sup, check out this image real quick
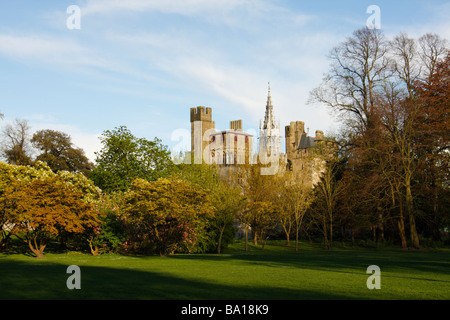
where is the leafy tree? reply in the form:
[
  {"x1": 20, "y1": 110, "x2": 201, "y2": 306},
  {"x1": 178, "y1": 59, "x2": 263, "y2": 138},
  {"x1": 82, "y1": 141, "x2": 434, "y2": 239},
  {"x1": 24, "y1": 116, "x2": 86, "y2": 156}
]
[
  {"x1": 1, "y1": 177, "x2": 98, "y2": 258},
  {"x1": 91, "y1": 126, "x2": 173, "y2": 193},
  {"x1": 233, "y1": 164, "x2": 279, "y2": 248},
  {"x1": 277, "y1": 171, "x2": 315, "y2": 252},
  {"x1": 0, "y1": 161, "x2": 101, "y2": 251},
  {"x1": 211, "y1": 181, "x2": 245, "y2": 253},
  {"x1": 312, "y1": 161, "x2": 344, "y2": 249},
  {"x1": 31, "y1": 129, "x2": 93, "y2": 176},
  {"x1": 413, "y1": 51, "x2": 450, "y2": 241},
  {"x1": 122, "y1": 177, "x2": 214, "y2": 255},
  {"x1": 84, "y1": 192, "x2": 126, "y2": 255},
  {"x1": 176, "y1": 163, "x2": 245, "y2": 253}
]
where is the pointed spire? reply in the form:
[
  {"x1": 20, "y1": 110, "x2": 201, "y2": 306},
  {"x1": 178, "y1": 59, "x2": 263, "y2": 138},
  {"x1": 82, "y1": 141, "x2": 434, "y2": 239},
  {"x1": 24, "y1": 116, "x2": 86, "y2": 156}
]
[
  {"x1": 266, "y1": 82, "x2": 272, "y2": 109},
  {"x1": 263, "y1": 82, "x2": 275, "y2": 129},
  {"x1": 259, "y1": 82, "x2": 281, "y2": 158}
]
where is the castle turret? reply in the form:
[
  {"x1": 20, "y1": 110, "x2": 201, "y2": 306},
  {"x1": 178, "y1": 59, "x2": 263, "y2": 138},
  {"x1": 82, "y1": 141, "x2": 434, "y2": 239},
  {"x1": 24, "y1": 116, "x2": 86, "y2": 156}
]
[
  {"x1": 190, "y1": 106, "x2": 215, "y2": 163},
  {"x1": 285, "y1": 121, "x2": 305, "y2": 161}
]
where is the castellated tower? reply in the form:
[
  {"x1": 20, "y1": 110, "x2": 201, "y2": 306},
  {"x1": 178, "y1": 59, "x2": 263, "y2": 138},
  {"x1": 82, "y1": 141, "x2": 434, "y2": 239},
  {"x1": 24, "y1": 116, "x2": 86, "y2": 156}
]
[
  {"x1": 285, "y1": 121, "x2": 305, "y2": 161},
  {"x1": 190, "y1": 106, "x2": 215, "y2": 163}
]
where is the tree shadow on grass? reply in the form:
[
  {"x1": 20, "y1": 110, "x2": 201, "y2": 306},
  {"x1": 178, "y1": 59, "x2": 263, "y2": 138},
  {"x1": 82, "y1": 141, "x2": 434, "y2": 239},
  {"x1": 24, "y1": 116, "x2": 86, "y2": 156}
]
[
  {"x1": 0, "y1": 259, "x2": 353, "y2": 300},
  {"x1": 169, "y1": 247, "x2": 450, "y2": 284}
]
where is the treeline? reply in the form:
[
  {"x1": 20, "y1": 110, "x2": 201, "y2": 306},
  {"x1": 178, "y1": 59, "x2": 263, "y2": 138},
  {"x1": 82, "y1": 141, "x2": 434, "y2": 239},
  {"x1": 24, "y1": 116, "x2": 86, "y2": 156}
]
[
  {"x1": 0, "y1": 126, "x2": 245, "y2": 257},
  {"x1": 308, "y1": 28, "x2": 449, "y2": 249},
  {"x1": 0, "y1": 28, "x2": 448, "y2": 257}
]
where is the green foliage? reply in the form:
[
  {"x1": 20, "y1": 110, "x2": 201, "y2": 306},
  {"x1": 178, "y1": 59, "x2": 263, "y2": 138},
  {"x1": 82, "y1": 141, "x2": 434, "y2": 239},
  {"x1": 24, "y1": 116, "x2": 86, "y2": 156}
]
[
  {"x1": 91, "y1": 126, "x2": 174, "y2": 193},
  {"x1": 0, "y1": 177, "x2": 97, "y2": 258},
  {"x1": 122, "y1": 177, "x2": 215, "y2": 255},
  {"x1": 82, "y1": 192, "x2": 126, "y2": 255},
  {"x1": 176, "y1": 163, "x2": 246, "y2": 253},
  {"x1": 31, "y1": 129, "x2": 93, "y2": 176},
  {"x1": 0, "y1": 161, "x2": 101, "y2": 255}
]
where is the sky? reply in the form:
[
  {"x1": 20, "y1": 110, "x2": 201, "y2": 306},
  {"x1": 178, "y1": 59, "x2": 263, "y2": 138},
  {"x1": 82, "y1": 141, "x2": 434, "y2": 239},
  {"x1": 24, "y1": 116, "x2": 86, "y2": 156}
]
[{"x1": 0, "y1": 0, "x2": 449, "y2": 162}]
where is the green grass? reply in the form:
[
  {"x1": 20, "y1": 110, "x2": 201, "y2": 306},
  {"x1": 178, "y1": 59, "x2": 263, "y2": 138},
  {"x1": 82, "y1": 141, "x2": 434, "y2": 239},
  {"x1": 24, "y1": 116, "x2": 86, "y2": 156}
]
[{"x1": 1, "y1": 241, "x2": 449, "y2": 300}]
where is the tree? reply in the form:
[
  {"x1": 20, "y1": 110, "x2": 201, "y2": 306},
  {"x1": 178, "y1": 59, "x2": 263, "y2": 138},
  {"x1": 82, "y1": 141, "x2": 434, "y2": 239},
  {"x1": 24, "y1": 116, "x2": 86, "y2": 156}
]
[
  {"x1": 232, "y1": 164, "x2": 279, "y2": 248},
  {"x1": 418, "y1": 33, "x2": 448, "y2": 84},
  {"x1": 85, "y1": 192, "x2": 126, "y2": 255},
  {"x1": 122, "y1": 177, "x2": 214, "y2": 255},
  {"x1": 312, "y1": 161, "x2": 344, "y2": 249},
  {"x1": 176, "y1": 163, "x2": 246, "y2": 253},
  {"x1": 212, "y1": 182, "x2": 245, "y2": 253},
  {"x1": 31, "y1": 129, "x2": 93, "y2": 176},
  {"x1": 278, "y1": 172, "x2": 314, "y2": 252},
  {"x1": 91, "y1": 126, "x2": 173, "y2": 193},
  {"x1": 1, "y1": 177, "x2": 97, "y2": 258},
  {"x1": 309, "y1": 28, "x2": 448, "y2": 248},
  {"x1": 309, "y1": 28, "x2": 391, "y2": 136},
  {"x1": 1, "y1": 119, "x2": 33, "y2": 165},
  {"x1": 0, "y1": 161, "x2": 101, "y2": 251},
  {"x1": 413, "y1": 51, "x2": 450, "y2": 241}
]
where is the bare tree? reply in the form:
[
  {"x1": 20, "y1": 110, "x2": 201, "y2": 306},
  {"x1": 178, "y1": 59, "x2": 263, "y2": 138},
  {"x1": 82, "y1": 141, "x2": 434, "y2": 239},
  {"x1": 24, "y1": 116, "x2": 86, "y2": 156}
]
[
  {"x1": 1, "y1": 119, "x2": 33, "y2": 165},
  {"x1": 419, "y1": 33, "x2": 448, "y2": 84},
  {"x1": 309, "y1": 28, "x2": 391, "y2": 136},
  {"x1": 389, "y1": 33, "x2": 422, "y2": 99}
]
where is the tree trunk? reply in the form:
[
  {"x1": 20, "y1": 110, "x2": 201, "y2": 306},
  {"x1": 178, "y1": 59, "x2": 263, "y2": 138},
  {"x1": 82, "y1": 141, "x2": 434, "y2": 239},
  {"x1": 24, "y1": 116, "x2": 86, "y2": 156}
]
[
  {"x1": 378, "y1": 210, "x2": 385, "y2": 242},
  {"x1": 88, "y1": 239, "x2": 100, "y2": 255},
  {"x1": 244, "y1": 225, "x2": 248, "y2": 252},
  {"x1": 409, "y1": 213, "x2": 420, "y2": 248},
  {"x1": 28, "y1": 238, "x2": 46, "y2": 258},
  {"x1": 217, "y1": 226, "x2": 225, "y2": 254},
  {"x1": 398, "y1": 218, "x2": 407, "y2": 249},
  {"x1": 329, "y1": 209, "x2": 333, "y2": 249},
  {"x1": 284, "y1": 229, "x2": 290, "y2": 247},
  {"x1": 406, "y1": 181, "x2": 420, "y2": 248},
  {"x1": 323, "y1": 215, "x2": 329, "y2": 249}
]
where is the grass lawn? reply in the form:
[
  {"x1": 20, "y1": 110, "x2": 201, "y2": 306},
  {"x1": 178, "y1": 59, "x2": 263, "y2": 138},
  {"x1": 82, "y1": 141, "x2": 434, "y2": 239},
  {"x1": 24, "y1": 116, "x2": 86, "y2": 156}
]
[{"x1": 1, "y1": 241, "x2": 449, "y2": 300}]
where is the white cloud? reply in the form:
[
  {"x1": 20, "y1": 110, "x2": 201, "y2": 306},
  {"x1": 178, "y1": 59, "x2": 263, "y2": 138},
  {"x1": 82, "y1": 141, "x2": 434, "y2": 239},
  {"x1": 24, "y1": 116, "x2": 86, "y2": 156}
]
[{"x1": 83, "y1": 0, "x2": 268, "y2": 17}]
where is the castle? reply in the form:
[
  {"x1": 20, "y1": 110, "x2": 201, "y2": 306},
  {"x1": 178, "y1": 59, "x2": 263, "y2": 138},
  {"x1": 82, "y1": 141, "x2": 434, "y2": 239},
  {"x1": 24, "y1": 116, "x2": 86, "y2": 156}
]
[{"x1": 189, "y1": 85, "x2": 333, "y2": 185}]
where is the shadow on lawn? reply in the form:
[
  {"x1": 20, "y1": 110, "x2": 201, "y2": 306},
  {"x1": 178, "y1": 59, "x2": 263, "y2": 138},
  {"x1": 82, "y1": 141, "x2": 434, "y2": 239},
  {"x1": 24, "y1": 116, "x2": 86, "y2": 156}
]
[
  {"x1": 0, "y1": 259, "x2": 352, "y2": 300},
  {"x1": 170, "y1": 246, "x2": 450, "y2": 281},
  {"x1": 1, "y1": 245, "x2": 449, "y2": 300}
]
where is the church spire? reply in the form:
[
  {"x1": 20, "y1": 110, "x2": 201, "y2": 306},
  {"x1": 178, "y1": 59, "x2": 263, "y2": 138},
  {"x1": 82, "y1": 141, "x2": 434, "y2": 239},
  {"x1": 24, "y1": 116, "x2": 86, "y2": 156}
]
[
  {"x1": 259, "y1": 82, "x2": 281, "y2": 159},
  {"x1": 263, "y1": 82, "x2": 275, "y2": 129}
]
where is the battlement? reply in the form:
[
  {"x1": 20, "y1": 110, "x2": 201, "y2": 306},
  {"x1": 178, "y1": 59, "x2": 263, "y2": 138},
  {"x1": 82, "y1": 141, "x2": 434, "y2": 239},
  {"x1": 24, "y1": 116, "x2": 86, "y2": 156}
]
[
  {"x1": 190, "y1": 106, "x2": 213, "y2": 122},
  {"x1": 285, "y1": 121, "x2": 305, "y2": 137},
  {"x1": 315, "y1": 130, "x2": 324, "y2": 139},
  {"x1": 230, "y1": 120, "x2": 243, "y2": 131}
]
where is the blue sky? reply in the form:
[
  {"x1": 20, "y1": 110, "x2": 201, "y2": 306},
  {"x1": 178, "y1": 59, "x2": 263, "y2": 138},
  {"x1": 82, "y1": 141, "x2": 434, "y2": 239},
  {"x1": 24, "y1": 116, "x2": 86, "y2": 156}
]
[{"x1": 0, "y1": 0, "x2": 449, "y2": 162}]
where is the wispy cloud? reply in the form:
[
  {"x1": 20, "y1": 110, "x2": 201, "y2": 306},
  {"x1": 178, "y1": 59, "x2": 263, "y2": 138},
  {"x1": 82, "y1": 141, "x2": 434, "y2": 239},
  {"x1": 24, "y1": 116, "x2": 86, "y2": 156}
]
[{"x1": 82, "y1": 0, "x2": 273, "y2": 18}]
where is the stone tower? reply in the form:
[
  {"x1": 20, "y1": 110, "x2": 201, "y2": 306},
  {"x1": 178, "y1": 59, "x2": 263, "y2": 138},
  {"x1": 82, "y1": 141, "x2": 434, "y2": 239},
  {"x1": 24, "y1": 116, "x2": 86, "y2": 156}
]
[
  {"x1": 285, "y1": 121, "x2": 305, "y2": 161},
  {"x1": 258, "y1": 83, "x2": 281, "y2": 160},
  {"x1": 190, "y1": 106, "x2": 215, "y2": 163}
]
